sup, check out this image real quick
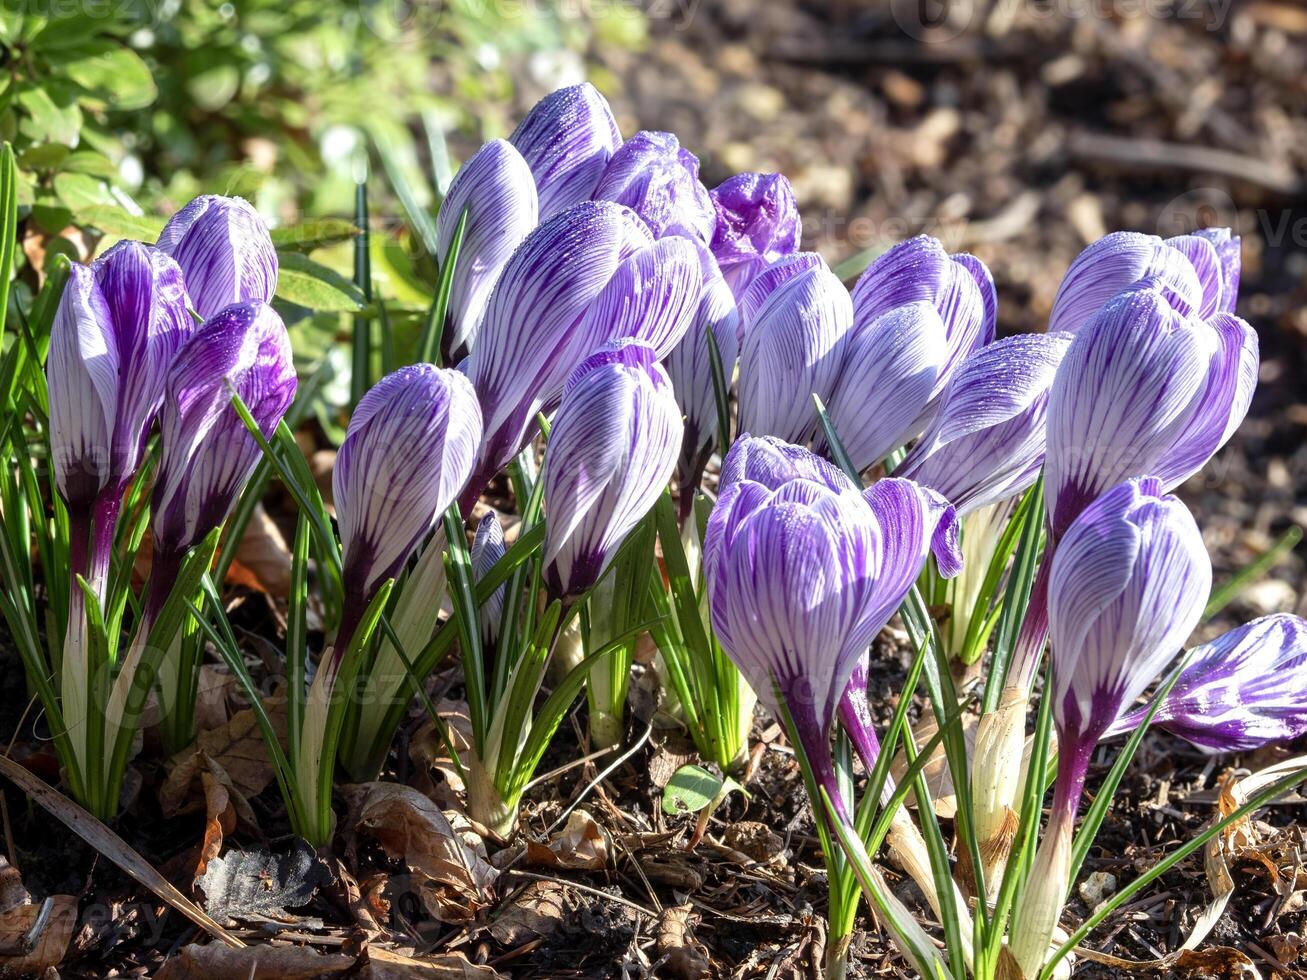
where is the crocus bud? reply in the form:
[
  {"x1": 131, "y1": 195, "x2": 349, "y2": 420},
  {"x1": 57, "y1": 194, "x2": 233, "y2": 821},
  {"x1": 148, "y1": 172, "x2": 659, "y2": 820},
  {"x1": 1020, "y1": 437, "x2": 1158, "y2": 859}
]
[
  {"x1": 151, "y1": 303, "x2": 296, "y2": 562},
  {"x1": 48, "y1": 242, "x2": 192, "y2": 508},
  {"x1": 591, "y1": 130, "x2": 716, "y2": 244},
  {"x1": 736, "y1": 254, "x2": 852, "y2": 444},
  {"x1": 831, "y1": 236, "x2": 995, "y2": 457},
  {"x1": 335, "y1": 364, "x2": 483, "y2": 614},
  {"x1": 709, "y1": 172, "x2": 802, "y2": 299},
  {"x1": 1010, "y1": 477, "x2": 1209, "y2": 979},
  {"x1": 1106, "y1": 614, "x2": 1307, "y2": 753},
  {"x1": 1047, "y1": 229, "x2": 1243, "y2": 335},
  {"x1": 156, "y1": 195, "x2": 278, "y2": 319},
  {"x1": 898, "y1": 332, "x2": 1073, "y2": 516},
  {"x1": 459, "y1": 201, "x2": 652, "y2": 499},
  {"x1": 572, "y1": 235, "x2": 702, "y2": 362},
  {"x1": 1191, "y1": 227, "x2": 1241, "y2": 314},
  {"x1": 435, "y1": 139, "x2": 539, "y2": 362},
  {"x1": 1045, "y1": 286, "x2": 1257, "y2": 540},
  {"x1": 542, "y1": 340, "x2": 682, "y2": 600},
  {"x1": 662, "y1": 243, "x2": 740, "y2": 501},
  {"x1": 824, "y1": 301, "x2": 947, "y2": 471},
  {"x1": 472, "y1": 511, "x2": 508, "y2": 645},
  {"x1": 510, "y1": 83, "x2": 622, "y2": 221},
  {"x1": 704, "y1": 436, "x2": 960, "y2": 818}
]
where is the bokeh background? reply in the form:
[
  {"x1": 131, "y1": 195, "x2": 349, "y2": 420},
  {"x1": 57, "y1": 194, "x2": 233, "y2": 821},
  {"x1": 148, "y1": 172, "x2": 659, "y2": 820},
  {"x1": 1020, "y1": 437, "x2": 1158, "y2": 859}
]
[{"x1": 6, "y1": 0, "x2": 1303, "y2": 613}]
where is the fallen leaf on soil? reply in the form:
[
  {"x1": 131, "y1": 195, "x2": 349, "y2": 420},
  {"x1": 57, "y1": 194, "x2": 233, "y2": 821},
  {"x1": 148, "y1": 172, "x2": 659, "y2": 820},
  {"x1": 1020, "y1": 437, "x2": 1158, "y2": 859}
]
[
  {"x1": 409, "y1": 700, "x2": 474, "y2": 808},
  {"x1": 655, "y1": 904, "x2": 710, "y2": 980},
  {"x1": 0, "y1": 858, "x2": 29, "y2": 912},
  {"x1": 487, "y1": 879, "x2": 568, "y2": 945},
  {"x1": 160, "y1": 697, "x2": 288, "y2": 823},
  {"x1": 525, "y1": 809, "x2": 611, "y2": 871},
  {"x1": 0, "y1": 894, "x2": 78, "y2": 979},
  {"x1": 154, "y1": 942, "x2": 354, "y2": 980},
  {"x1": 343, "y1": 782, "x2": 496, "y2": 924},
  {"x1": 223, "y1": 504, "x2": 292, "y2": 596},
  {"x1": 192, "y1": 665, "x2": 235, "y2": 734},
  {"x1": 358, "y1": 946, "x2": 506, "y2": 979},
  {"x1": 192, "y1": 771, "x2": 238, "y2": 880},
  {"x1": 195, "y1": 839, "x2": 331, "y2": 928}
]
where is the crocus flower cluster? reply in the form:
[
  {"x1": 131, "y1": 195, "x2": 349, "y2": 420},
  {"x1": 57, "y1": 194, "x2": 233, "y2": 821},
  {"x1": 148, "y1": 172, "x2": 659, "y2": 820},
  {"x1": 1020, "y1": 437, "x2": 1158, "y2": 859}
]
[{"x1": 45, "y1": 193, "x2": 287, "y2": 793}]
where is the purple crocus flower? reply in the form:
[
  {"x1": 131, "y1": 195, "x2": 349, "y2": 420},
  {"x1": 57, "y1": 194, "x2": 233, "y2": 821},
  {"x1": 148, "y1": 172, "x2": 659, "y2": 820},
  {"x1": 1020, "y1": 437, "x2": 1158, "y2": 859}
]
[
  {"x1": 823, "y1": 301, "x2": 947, "y2": 472},
  {"x1": 151, "y1": 302, "x2": 296, "y2": 570},
  {"x1": 48, "y1": 242, "x2": 192, "y2": 776},
  {"x1": 709, "y1": 172, "x2": 802, "y2": 299},
  {"x1": 510, "y1": 83, "x2": 623, "y2": 221},
  {"x1": 334, "y1": 364, "x2": 482, "y2": 654},
  {"x1": 591, "y1": 130, "x2": 716, "y2": 244},
  {"x1": 435, "y1": 139, "x2": 539, "y2": 362},
  {"x1": 1048, "y1": 229, "x2": 1242, "y2": 335},
  {"x1": 662, "y1": 242, "x2": 740, "y2": 509},
  {"x1": 472, "y1": 511, "x2": 508, "y2": 645},
  {"x1": 1045, "y1": 286, "x2": 1257, "y2": 541},
  {"x1": 571, "y1": 234, "x2": 702, "y2": 362},
  {"x1": 897, "y1": 332, "x2": 1073, "y2": 516},
  {"x1": 542, "y1": 340, "x2": 682, "y2": 600},
  {"x1": 1106, "y1": 614, "x2": 1307, "y2": 753},
  {"x1": 1009, "y1": 477, "x2": 1209, "y2": 978},
  {"x1": 703, "y1": 436, "x2": 960, "y2": 820},
  {"x1": 825, "y1": 237, "x2": 995, "y2": 467},
  {"x1": 156, "y1": 195, "x2": 278, "y2": 320},
  {"x1": 48, "y1": 242, "x2": 192, "y2": 511},
  {"x1": 458, "y1": 201, "x2": 653, "y2": 503},
  {"x1": 736, "y1": 254, "x2": 852, "y2": 445}
]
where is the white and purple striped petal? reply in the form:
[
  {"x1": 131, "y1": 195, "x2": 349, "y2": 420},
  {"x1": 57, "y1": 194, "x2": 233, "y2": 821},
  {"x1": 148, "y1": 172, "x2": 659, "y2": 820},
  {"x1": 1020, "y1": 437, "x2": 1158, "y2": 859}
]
[
  {"x1": 898, "y1": 331, "x2": 1073, "y2": 516},
  {"x1": 1048, "y1": 477, "x2": 1210, "y2": 756},
  {"x1": 1107, "y1": 614, "x2": 1307, "y2": 753},
  {"x1": 510, "y1": 83, "x2": 622, "y2": 221},
  {"x1": 850, "y1": 235, "x2": 994, "y2": 386},
  {"x1": 709, "y1": 172, "x2": 802, "y2": 300},
  {"x1": 663, "y1": 243, "x2": 740, "y2": 500},
  {"x1": 435, "y1": 139, "x2": 539, "y2": 362},
  {"x1": 151, "y1": 302, "x2": 296, "y2": 560},
  {"x1": 1044, "y1": 287, "x2": 1257, "y2": 539},
  {"x1": 48, "y1": 264, "x2": 118, "y2": 506},
  {"x1": 824, "y1": 301, "x2": 947, "y2": 471},
  {"x1": 157, "y1": 195, "x2": 278, "y2": 320},
  {"x1": 591, "y1": 130, "x2": 716, "y2": 244},
  {"x1": 1192, "y1": 228, "x2": 1241, "y2": 313},
  {"x1": 48, "y1": 242, "x2": 192, "y2": 506},
  {"x1": 571, "y1": 234, "x2": 702, "y2": 363},
  {"x1": 459, "y1": 201, "x2": 651, "y2": 499},
  {"x1": 472, "y1": 511, "x2": 508, "y2": 645},
  {"x1": 736, "y1": 255, "x2": 851, "y2": 444},
  {"x1": 718, "y1": 433, "x2": 854, "y2": 494},
  {"x1": 335, "y1": 364, "x2": 482, "y2": 604},
  {"x1": 542, "y1": 340, "x2": 682, "y2": 599},
  {"x1": 1047, "y1": 231, "x2": 1204, "y2": 335}
]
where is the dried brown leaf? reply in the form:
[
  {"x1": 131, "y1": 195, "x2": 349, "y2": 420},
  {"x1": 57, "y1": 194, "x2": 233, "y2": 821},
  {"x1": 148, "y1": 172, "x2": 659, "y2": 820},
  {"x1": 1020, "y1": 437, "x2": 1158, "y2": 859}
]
[
  {"x1": 154, "y1": 943, "x2": 353, "y2": 980},
  {"x1": 487, "y1": 879, "x2": 568, "y2": 945},
  {"x1": 359, "y1": 946, "x2": 505, "y2": 979},
  {"x1": 0, "y1": 895, "x2": 77, "y2": 979},
  {"x1": 525, "y1": 809, "x2": 611, "y2": 871},
  {"x1": 343, "y1": 782, "x2": 496, "y2": 924}
]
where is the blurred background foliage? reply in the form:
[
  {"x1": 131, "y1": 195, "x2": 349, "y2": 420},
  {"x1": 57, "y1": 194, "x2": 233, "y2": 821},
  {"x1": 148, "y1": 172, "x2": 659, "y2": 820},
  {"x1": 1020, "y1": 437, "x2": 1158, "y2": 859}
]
[{"x1": 0, "y1": 0, "x2": 648, "y2": 433}]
